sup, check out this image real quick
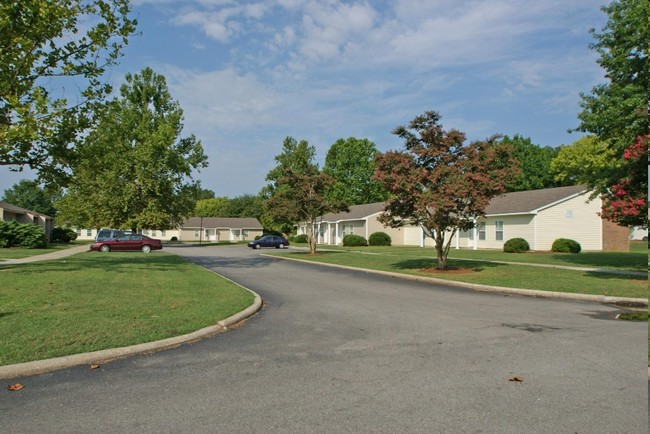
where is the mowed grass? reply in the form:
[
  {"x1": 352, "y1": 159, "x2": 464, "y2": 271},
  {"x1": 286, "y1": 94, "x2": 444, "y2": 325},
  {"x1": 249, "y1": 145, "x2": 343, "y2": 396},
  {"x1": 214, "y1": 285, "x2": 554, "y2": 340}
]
[
  {"x1": 0, "y1": 252, "x2": 254, "y2": 366},
  {"x1": 271, "y1": 248, "x2": 647, "y2": 299}
]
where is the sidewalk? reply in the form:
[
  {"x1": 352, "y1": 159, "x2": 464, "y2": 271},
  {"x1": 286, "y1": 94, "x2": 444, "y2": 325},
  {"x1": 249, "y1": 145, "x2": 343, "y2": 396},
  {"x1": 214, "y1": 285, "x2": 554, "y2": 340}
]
[{"x1": 0, "y1": 244, "x2": 90, "y2": 265}]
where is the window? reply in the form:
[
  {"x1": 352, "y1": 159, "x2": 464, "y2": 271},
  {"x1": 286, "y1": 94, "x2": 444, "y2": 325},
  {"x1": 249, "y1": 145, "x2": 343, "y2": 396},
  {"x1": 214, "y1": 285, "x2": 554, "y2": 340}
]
[
  {"x1": 86, "y1": 229, "x2": 92, "y2": 237},
  {"x1": 468, "y1": 229, "x2": 474, "y2": 241},
  {"x1": 151, "y1": 230, "x2": 157, "y2": 237},
  {"x1": 161, "y1": 230, "x2": 166, "y2": 236},
  {"x1": 495, "y1": 221, "x2": 504, "y2": 241},
  {"x1": 76, "y1": 228, "x2": 82, "y2": 236},
  {"x1": 478, "y1": 222, "x2": 486, "y2": 241},
  {"x1": 194, "y1": 230, "x2": 199, "y2": 238}
]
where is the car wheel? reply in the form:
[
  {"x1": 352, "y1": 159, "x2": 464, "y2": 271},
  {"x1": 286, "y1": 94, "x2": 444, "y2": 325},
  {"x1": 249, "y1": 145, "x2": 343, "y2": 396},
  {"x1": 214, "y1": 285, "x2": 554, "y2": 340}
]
[
  {"x1": 141, "y1": 245, "x2": 152, "y2": 253},
  {"x1": 255, "y1": 244, "x2": 261, "y2": 249},
  {"x1": 99, "y1": 244, "x2": 110, "y2": 253},
  {"x1": 278, "y1": 243, "x2": 284, "y2": 249}
]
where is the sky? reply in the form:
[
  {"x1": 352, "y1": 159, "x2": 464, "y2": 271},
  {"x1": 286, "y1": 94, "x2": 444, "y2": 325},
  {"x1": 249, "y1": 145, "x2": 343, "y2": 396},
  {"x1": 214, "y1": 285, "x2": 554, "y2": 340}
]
[{"x1": 1, "y1": 0, "x2": 610, "y2": 198}]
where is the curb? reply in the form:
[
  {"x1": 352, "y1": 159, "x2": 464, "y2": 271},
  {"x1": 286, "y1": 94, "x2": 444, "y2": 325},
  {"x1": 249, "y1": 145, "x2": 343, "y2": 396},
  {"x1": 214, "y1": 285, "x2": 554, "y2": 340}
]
[
  {"x1": 0, "y1": 282, "x2": 262, "y2": 380},
  {"x1": 267, "y1": 254, "x2": 648, "y2": 307}
]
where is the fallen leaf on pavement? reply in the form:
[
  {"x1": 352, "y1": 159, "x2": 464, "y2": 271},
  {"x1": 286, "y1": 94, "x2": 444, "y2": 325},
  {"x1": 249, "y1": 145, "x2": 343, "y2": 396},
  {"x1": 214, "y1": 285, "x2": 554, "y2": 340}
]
[
  {"x1": 509, "y1": 376, "x2": 524, "y2": 382},
  {"x1": 90, "y1": 363, "x2": 101, "y2": 369},
  {"x1": 7, "y1": 383, "x2": 24, "y2": 391}
]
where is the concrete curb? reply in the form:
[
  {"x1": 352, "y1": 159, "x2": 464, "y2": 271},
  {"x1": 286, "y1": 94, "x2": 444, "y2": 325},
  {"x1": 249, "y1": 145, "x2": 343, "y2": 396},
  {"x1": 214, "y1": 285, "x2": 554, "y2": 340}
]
[
  {"x1": 268, "y1": 253, "x2": 648, "y2": 307},
  {"x1": 0, "y1": 282, "x2": 262, "y2": 380}
]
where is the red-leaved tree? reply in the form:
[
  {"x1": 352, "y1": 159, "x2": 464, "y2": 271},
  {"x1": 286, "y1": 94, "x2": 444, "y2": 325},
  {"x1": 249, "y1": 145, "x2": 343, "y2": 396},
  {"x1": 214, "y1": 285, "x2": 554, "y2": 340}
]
[
  {"x1": 600, "y1": 135, "x2": 648, "y2": 226},
  {"x1": 373, "y1": 111, "x2": 519, "y2": 270}
]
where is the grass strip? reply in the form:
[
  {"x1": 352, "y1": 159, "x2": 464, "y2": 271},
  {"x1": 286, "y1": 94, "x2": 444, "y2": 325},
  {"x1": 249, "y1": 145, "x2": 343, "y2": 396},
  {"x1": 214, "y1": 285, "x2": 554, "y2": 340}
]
[
  {"x1": 272, "y1": 250, "x2": 647, "y2": 299},
  {"x1": 0, "y1": 252, "x2": 253, "y2": 366}
]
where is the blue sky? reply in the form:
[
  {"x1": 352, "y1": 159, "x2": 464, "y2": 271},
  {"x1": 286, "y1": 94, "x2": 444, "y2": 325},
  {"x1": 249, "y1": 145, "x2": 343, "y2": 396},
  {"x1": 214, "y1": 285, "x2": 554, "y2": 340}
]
[{"x1": 1, "y1": 0, "x2": 609, "y2": 198}]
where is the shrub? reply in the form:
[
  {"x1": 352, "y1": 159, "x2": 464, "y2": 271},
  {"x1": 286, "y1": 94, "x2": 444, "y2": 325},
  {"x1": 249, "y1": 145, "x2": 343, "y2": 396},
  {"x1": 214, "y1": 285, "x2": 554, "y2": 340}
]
[
  {"x1": 503, "y1": 238, "x2": 530, "y2": 253},
  {"x1": 170, "y1": 236, "x2": 178, "y2": 241},
  {"x1": 0, "y1": 220, "x2": 47, "y2": 248},
  {"x1": 50, "y1": 227, "x2": 78, "y2": 243},
  {"x1": 369, "y1": 232, "x2": 392, "y2": 246},
  {"x1": 293, "y1": 234, "x2": 308, "y2": 243},
  {"x1": 343, "y1": 234, "x2": 367, "y2": 247},
  {"x1": 552, "y1": 238, "x2": 581, "y2": 253}
]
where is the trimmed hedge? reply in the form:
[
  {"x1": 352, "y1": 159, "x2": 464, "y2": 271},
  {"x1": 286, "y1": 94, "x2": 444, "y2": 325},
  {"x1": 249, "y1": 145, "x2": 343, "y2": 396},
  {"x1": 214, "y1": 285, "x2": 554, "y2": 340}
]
[
  {"x1": 369, "y1": 231, "x2": 392, "y2": 246},
  {"x1": 0, "y1": 220, "x2": 47, "y2": 248},
  {"x1": 552, "y1": 238, "x2": 581, "y2": 253},
  {"x1": 503, "y1": 238, "x2": 530, "y2": 253},
  {"x1": 50, "y1": 227, "x2": 78, "y2": 243},
  {"x1": 343, "y1": 234, "x2": 368, "y2": 247},
  {"x1": 293, "y1": 234, "x2": 308, "y2": 243}
]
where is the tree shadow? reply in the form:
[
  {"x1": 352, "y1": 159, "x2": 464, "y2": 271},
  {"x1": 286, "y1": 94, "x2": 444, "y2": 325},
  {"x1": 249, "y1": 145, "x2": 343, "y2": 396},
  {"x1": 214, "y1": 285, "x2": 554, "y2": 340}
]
[
  {"x1": 392, "y1": 258, "x2": 504, "y2": 272},
  {"x1": 550, "y1": 252, "x2": 647, "y2": 271}
]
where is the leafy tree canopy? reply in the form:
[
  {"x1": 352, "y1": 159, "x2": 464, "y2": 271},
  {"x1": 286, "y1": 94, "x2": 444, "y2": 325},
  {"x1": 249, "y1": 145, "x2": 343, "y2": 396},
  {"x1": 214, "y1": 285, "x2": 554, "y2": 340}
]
[
  {"x1": 573, "y1": 0, "x2": 649, "y2": 206},
  {"x1": 2, "y1": 179, "x2": 58, "y2": 216},
  {"x1": 56, "y1": 67, "x2": 207, "y2": 230},
  {"x1": 374, "y1": 111, "x2": 518, "y2": 269},
  {"x1": 0, "y1": 0, "x2": 137, "y2": 185},
  {"x1": 195, "y1": 197, "x2": 230, "y2": 217},
  {"x1": 323, "y1": 137, "x2": 388, "y2": 205},
  {"x1": 550, "y1": 136, "x2": 620, "y2": 189},
  {"x1": 500, "y1": 135, "x2": 563, "y2": 191}
]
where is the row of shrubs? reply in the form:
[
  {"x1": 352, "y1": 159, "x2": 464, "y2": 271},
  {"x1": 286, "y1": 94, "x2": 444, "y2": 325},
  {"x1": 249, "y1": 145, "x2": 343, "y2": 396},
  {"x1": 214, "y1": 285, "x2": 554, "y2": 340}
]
[
  {"x1": 0, "y1": 222, "x2": 79, "y2": 249},
  {"x1": 291, "y1": 232, "x2": 393, "y2": 247},
  {"x1": 504, "y1": 237, "x2": 582, "y2": 254}
]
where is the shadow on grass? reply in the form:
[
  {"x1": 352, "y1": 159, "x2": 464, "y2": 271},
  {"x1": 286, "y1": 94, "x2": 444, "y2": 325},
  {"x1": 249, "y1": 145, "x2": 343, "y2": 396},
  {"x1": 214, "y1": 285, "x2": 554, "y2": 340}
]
[
  {"x1": 584, "y1": 270, "x2": 648, "y2": 281},
  {"x1": 551, "y1": 252, "x2": 647, "y2": 271},
  {"x1": 392, "y1": 258, "x2": 505, "y2": 272}
]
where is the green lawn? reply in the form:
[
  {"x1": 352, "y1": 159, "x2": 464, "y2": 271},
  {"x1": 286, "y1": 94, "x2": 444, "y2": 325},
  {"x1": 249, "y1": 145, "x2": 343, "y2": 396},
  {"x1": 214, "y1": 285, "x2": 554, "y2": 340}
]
[
  {"x1": 0, "y1": 242, "x2": 88, "y2": 260},
  {"x1": 0, "y1": 252, "x2": 254, "y2": 366},
  {"x1": 271, "y1": 248, "x2": 647, "y2": 299}
]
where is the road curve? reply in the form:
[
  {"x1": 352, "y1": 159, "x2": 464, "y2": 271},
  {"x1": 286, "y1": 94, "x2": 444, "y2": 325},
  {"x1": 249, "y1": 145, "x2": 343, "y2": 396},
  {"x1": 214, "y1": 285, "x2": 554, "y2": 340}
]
[{"x1": 1, "y1": 245, "x2": 646, "y2": 433}]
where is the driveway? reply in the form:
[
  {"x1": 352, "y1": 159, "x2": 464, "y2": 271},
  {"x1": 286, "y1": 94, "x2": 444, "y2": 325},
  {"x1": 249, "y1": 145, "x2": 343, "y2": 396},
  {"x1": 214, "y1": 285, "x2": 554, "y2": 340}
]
[{"x1": 1, "y1": 245, "x2": 646, "y2": 433}]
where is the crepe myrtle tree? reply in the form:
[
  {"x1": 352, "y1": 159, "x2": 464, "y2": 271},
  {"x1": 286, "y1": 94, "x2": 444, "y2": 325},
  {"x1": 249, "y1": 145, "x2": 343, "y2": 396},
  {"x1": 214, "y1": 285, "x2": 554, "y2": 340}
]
[{"x1": 373, "y1": 111, "x2": 519, "y2": 270}]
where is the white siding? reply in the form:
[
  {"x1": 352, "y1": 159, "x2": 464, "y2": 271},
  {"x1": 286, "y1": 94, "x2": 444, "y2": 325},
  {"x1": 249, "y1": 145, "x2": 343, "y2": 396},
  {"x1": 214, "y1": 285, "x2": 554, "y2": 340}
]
[
  {"x1": 535, "y1": 193, "x2": 602, "y2": 250},
  {"x1": 475, "y1": 215, "x2": 535, "y2": 250}
]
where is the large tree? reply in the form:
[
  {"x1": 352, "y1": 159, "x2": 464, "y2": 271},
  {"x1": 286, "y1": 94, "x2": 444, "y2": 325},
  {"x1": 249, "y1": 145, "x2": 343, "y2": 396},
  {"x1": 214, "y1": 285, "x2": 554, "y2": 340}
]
[
  {"x1": 56, "y1": 67, "x2": 208, "y2": 230},
  {"x1": 260, "y1": 137, "x2": 318, "y2": 234},
  {"x1": 550, "y1": 136, "x2": 619, "y2": 187},
  {"x1": 0, "y1": 1, "x2": 137, "y2": 184},
  {"x1": 572, "y1": 0, "x2": 648, "y2": 219},
  {"x1": 374, "y1": 111, "x2": 518, "y2": 270},
  {"x1": 500, "y1": 135, "x2": 562, "y2": 192},
  {"x1": 2, "y1": 179, "x2": 58, "y2": 216},
  {"x1": 323, "y1": 137, "x2": 387, "y2": 205}
]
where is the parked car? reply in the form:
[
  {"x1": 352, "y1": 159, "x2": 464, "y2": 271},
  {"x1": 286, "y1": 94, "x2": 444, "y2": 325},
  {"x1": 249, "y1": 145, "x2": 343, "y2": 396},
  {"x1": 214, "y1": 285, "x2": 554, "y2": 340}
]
[
  {"x1": 91, "y1": 234, "x2": 163, "y2": 253},
  {"x1": 248, "y1": 235, "x2": 290, "y2": 249},
  {"x1": 95, "y1": 228, "x2": 130, "y2": 241}
]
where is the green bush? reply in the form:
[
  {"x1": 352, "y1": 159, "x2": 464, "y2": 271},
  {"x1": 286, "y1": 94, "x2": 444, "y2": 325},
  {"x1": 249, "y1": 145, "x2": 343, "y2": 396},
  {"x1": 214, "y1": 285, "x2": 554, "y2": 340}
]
[
  {"x1": 293, "y1": 234, "x2": 308, "y2": 243},
  {"x1": 503, "y1": 238, "x2": 530, "y2": 253},
  {"x1": 369, "y1": 232, "x2": 391, "y2": 246},
  {"x1": 552, "y1": 238, "x2": 581, "y2": 253},
  {"x1": 343, "y1": 234, "x2": 368, "y2": 247},
  {"x1": 170, "y1": 236, "x2": 178, "y2": 241},
  {"x1": 0, "y1": 220, "x2": 47, "y2": 248},
  {"x1": 50, "y1": 227, "x2": 78, "y2": 243}
]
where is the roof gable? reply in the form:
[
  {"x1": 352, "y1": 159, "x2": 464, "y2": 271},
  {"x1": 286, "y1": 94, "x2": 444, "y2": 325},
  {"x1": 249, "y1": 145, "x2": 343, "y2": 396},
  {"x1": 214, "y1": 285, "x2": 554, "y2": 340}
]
[{"x1": 484, "y1": 185, "x2": 588, "y2": 215}]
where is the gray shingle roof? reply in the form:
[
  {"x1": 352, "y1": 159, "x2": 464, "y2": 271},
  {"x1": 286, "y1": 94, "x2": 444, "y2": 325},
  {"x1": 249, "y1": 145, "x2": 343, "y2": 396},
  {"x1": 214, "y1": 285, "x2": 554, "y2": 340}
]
[
  {"x1": 484, "y1": 185, "x2": 587, "y2": 215},
  {"x1": 182, "y1": 217, "x2": 263, "y2": 229},
  {"x1": 318, "y1": 202, "x2": 386, "y2": 222}
]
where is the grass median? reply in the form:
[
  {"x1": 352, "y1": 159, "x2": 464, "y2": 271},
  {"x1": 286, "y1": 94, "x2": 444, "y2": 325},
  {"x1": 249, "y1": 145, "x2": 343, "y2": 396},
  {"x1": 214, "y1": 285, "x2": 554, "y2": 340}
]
[
  {"x1": 0, "y1": 252, "x2": 254, "y2": 366},
  {"x1": 270, "y1": 247, "x2": 647, "y2": 299}
]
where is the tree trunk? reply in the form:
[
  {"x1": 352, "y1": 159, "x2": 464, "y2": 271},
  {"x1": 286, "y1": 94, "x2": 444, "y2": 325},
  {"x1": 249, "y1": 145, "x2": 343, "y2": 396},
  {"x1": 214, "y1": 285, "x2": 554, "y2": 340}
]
[
  {"x1": 307, "y1": 220, "x2": 317, "y2": 254},
  {"x1": 434, "y1": 229, "x2": 448, "y2": 270}
]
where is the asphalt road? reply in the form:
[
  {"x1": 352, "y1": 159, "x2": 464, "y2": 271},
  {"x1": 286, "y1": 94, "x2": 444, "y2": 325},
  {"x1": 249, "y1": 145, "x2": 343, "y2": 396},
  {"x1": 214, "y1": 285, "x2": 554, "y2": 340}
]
[{"x1": 1, "y1": 245, "x2": 647, "y2": 433}]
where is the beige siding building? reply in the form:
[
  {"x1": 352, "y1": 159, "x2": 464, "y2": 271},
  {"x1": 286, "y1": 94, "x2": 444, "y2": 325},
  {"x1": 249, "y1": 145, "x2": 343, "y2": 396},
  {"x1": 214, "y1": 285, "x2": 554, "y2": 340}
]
[
  {"x1": 179, "y1": 217, "x2": 263, "y2": 242},
  {"x1": 298, "y1": 186, "x2": 630, "y2": 251},
  {"x1": 0, "y1": 201, "x2": 54, "y2": 241}
]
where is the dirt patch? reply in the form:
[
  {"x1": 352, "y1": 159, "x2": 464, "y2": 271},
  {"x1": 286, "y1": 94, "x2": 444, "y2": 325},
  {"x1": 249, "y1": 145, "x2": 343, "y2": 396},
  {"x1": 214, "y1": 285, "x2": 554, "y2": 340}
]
[{"x1": 419, "y1": 267, "x2": 478, "y2": 274}]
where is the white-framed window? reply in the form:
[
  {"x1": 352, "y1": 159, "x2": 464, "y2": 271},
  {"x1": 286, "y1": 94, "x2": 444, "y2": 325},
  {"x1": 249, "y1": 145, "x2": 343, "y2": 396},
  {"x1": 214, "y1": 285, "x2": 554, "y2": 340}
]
[
  {"x1": 76, "y1": 228, "x2": 82, "y2": 236},
  {"x1": 495, "y1": 221, "x2": 504, "y2": 241},
  {"x1": 478, "y1": 222, "x2": 486, "y2": 240},
  {"x1": 194, "y1": 230, "x2": 199, "y2": 238},
  {"x1": 161, "y1": 230, "x2": 166, "y2": 236},
  {"x1": 151, "y1": 230, "x2": 157, "y2": 237},
  {"x1": 86, "y1": 229, "x2": 92, "y2": 237}
]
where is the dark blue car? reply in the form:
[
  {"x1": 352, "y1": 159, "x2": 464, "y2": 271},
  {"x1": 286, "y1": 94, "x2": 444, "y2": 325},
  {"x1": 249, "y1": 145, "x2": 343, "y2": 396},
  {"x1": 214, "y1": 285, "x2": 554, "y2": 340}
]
[{"x1": 248, "y1": 235, "x2": 290, "y2": 249}]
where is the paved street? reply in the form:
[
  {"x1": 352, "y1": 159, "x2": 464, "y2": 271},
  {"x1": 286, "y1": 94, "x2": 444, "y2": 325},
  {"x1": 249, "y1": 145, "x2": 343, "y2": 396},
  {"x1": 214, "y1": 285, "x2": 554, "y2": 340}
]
[{"x1": 1, "y1": 245, "x2": 647, "y2": 433}]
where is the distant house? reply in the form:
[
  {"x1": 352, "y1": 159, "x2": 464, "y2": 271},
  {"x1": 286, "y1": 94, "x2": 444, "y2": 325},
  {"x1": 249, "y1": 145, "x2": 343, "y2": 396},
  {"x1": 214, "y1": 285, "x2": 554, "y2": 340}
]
[
  {"x1": 297, "y1": 186, "x2": 630, "y2": 251},
  {"x1": 0, "y1": 201, "x2": 54, "y2": 242},
  {"x1": 72, "y1": 217, "x2": 263, "y2": 243},
  {"x1": 179, "y1": 217, "x2": 263, "y2": 242}
]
